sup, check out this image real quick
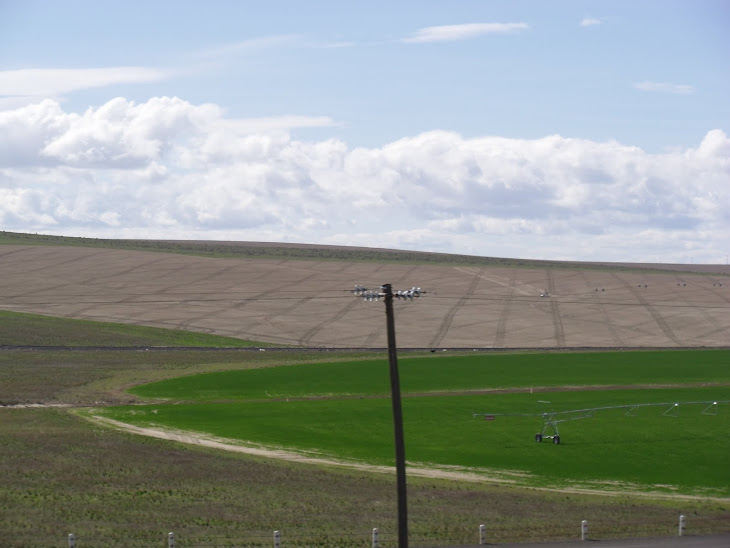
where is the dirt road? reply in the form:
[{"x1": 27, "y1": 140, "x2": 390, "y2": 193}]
[{"x1": 86, "y1": 414, "x2": 730, "y2": 504}]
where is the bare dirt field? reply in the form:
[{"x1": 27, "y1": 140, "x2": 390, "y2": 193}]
[{"x1": 1, "y1": 244, "x2": 728, "y2": 348}]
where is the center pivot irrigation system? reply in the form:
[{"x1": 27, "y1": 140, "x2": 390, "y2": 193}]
[{"x1": 473, "y1": 400, "x2": 729, "y2": 445}]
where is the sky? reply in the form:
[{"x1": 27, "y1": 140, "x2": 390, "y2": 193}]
[{"x1": 0, "y1": 0, "x2": 728, "y2": 264}]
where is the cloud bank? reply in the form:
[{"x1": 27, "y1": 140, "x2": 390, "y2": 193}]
[{"x1": 1, "y1": 97, "x2": 728, "y2": 263}]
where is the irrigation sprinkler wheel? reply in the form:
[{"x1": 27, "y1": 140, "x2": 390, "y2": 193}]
[
  {"x1": 535, "y1": 433, "x2": 543, "y2": 442},
  {"x1": 553, "y1": 435, "x2": 560, "y2": 445}
]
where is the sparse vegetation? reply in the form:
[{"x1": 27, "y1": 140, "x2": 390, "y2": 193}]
[
  {"x1": 2, "y1": 230, "x2": 723, "y2": 274},
  {"x1": 7, "y1": 407, "x2": 726, "y2": 547},
  {"x1": 0, "y1": 310, "x2": 272, "y2": 348}
]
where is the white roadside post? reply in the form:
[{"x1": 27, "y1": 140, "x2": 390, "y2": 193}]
[
  {"x1": 479, "y1": 524, "x2": 486, "y2": 545},
  {"x1": 372, "y1": 527, "x2": 379, "y2": 548},
  {"x1": 679, "y1": 515, "x2": 686, "y2": 536},
  {"x1": 274, "y1": 529, "x2": 281, "y2": 548},
  {"x1": 581, "y1": 520, "x2": 588, "y2": 541},
  {"x1": 68, "y1": 533, "x2": 75, "y2": 548},
  {"x1": 168, "y1": 532, "x2": 175, "y2": 547}
]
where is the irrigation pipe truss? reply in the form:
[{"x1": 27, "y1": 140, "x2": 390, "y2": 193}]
[
  {"x1": 473, "y1": 400, "x2": 730, "y2": 419},
  {"x1": 473, "y1": 400, "x2": 730, "y2": 445}
]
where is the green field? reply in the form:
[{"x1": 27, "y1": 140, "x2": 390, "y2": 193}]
[
  {"x1": 98, "y1": 350, "x2": 730, "y2": 497},
  {"x1": 128, "y1": 350, "x2": 730, "y2": 399}
]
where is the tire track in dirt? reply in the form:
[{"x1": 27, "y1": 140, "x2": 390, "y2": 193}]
[
  {"x1": 706, "y1": 276, "x2": 729, "y2": 300},
  {"x1": 298, "y1": 298, "x2": 361, "y2": 346},
  {"x1": 696, "y1": 325, "x2": 730, "y2": 340},
  {"x1": 67, "y1": 258, "x2": 199, "y2": 316},
  {"x1": 363, "y1": 324, "x2": 385, "y2": 347},
  {"x1": 430, "y1": 267, "x2": 485, "y2": 348},
  {"x1": 610, "y1": 272, "x2": 683, "y2": 346},
  {"x1": 297, "y1": 264, "x2": 396, "y2": 346},
  {"x1": 175, "y1": 270, "x2": 323, "y2": 331},
  {"x1": 667, "y1": 275, "x2": 728, "y2": 343},
  {"x1": 243, "y1": 296, "x2": 315, "y2": 342},
  {"x1": 60, "y1": 255, "x2": 178, "y2": 307},
  {"x1": 15, "y1": 249, "x2": 110, "y2": 276},
  {"x1": 694, "y1": 306, "x2": 726, "y2": 341},
  {"x1": 145, "y1": 263, "x2": 242, "y2": 295},
  {"x1": 547, "y1": 268, "x2": 566, "y2": 347},
  {"x1": 706, "y1": 286, "x2": 730, "y2": 304},
  {"x1": 74, "y1": 263, "x2": 199, "y2": 313},
  {"x1": 5, "y1": 252, "x2": 172, "y2": 320},
  {"x1": 6, "y1": 250, "x2": 112, "y2": 298},
  {"x1": 579, "y1": 271, "x2": 625, "y2": 346},
  {"x1": 113, "y1": 262, "x2": 245, "y2": 312},
  {"x1": 83, "y1": 255, "x2": 174, "y2": 284},
  {"x1": 493, "y1": 269, "x2": 515, "y2": 348},
  {"x1": 0, "y1": 246, "x2": 36, "y2": 260}
]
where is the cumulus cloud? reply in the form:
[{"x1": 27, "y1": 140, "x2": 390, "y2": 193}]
[
  {"x1": 0, "y1": 97, "x2": 728, "y2": 263},
  {"x1": 634, "y1": 81, "x2": 695, "y2": 95},
  {"x1": 402, "y1": 23, "x2": 529, "y2": 43}
]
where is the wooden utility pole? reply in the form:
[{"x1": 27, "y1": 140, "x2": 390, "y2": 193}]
[{"x1": 382, "y1": 283, "x2": 408, "y2": 548}]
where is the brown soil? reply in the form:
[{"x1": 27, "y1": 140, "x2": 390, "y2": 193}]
[{"x1": 1, "y1": 244, "x2": 728, "y2": 349}]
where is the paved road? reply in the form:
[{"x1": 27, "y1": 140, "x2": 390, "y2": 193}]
[{"x1": 435, "y1": 532, "x2": 730, "y2": 547}]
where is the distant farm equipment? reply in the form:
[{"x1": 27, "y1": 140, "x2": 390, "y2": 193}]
[{"x1": 473, "y1": 400, "x2": 729, "y2": 445}]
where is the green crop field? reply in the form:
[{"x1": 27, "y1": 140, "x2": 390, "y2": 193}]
[
  {"x1": 97, "y1": 349, "x2": 730, "y2": 498},
  {"x1": 127, "y1": 350, "x2": 730, "y2": 399}
]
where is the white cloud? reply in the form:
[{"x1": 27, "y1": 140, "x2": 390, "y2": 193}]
[
  {"x1": 634, "y1": 81, "x2": 695, "y2": 95},
  {"x1": 0, "y1": 98, "x2": 338, "y2": 169},
  {"x1": 0, "y1": 67, "x2": 168, "y2": 101},
  {"x1": 0, "y1": 97, "x2": 727, "y2": 264},
  {"x1": 194, "y1": 35, "x2": 301, "y2": 60},
  {"x1": 402, "y1": 23, "x2": 529, "y2": 43},
  {"x1": 580, "y1": 17, "x2": 602, "y2": 27},
  {"x1": 222, "y1": 115, "x2": 340, "y2": 133}
]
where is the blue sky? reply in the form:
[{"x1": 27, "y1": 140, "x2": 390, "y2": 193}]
[{"x1": 0, "y1": 1, "x2": 728, "y2": 263}]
